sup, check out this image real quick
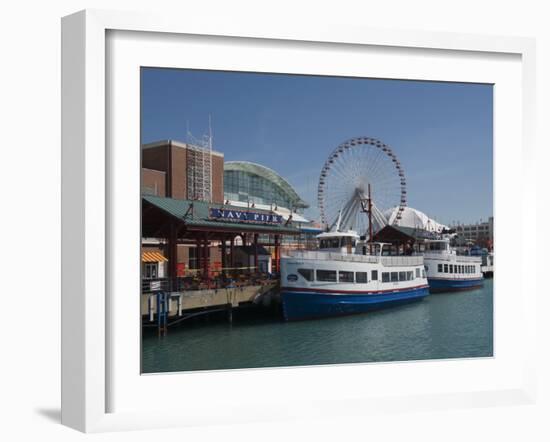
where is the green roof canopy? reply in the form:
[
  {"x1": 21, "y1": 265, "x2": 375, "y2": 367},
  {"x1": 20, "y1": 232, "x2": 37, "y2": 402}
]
[{"x1": 143, "y1": 195, "x2": 300, "y2": 234}]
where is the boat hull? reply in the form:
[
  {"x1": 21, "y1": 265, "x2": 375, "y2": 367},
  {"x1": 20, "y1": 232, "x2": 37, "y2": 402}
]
[
  {"x1": 281, "y1": 285, "x2": 430, "y2": 321},
  {"x1": 427, "y1": 277, "x2": 484, "y2": 293}
]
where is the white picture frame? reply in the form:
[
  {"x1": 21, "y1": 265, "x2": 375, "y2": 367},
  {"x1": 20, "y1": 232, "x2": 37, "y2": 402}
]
[{"x1": 61, "y1": 9, "x2": 537, "y2": 433}]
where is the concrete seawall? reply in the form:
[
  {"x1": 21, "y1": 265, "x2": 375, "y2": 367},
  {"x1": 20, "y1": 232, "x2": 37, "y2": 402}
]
[{"x1": 141, "y1": 283, "x2": 277, "y2": 317}]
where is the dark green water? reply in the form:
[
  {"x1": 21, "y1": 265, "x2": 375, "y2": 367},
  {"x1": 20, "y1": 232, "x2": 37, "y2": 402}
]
[{"x1": 142, "y1": 279, "x2": 493, "y2": 373}]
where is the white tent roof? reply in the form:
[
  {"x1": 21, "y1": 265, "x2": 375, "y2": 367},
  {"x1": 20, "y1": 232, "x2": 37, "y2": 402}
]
[{"x1": 384, "y1": 206, "x2": 448, "y2": 233}]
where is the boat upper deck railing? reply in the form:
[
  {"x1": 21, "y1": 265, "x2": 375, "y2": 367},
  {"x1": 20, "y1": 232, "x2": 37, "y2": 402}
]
[
  {"x1": 421, "y1": 252, "x2": 481, "y2": 262},
  {"x1": 287, "y1": 250, "x2": 423, "y2": 267}
]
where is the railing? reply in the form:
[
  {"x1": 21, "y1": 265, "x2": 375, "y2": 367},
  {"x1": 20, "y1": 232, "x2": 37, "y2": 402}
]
[
  {"x1": 287, "y1": 251, "x2": 423, "y2": 267},
  {"x1": 141, "y1": 273, "x2": 277, "y2": 294},
  {"x1": 380, "y1": 256, "x2": 423, "y2": 267},
  {"x1": 422, "y1": 253, "x2": 481, "y2": 263}
]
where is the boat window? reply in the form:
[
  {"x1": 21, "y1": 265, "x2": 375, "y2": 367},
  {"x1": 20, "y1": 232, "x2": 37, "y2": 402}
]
[
  {"x1": 415, "y1": 268, "x2": 420, "y2": 278},
  {"x1": 371, "y1": 270, "x2": 378, "y2": 281},
  {"x1": 382, "y1": 272, "x2": 390, "y2": 283},
  {"x1": 317, "y1": 270, "x2": 337, "y2": 282},
  {"x1": 399, "y1": 271, "x2": 406, "y2": 281},
  {"x1": 422, "y1": 269, "x2": 426, "y2": 278},
  {"x1": 356, "y1": 272, "x2": 368, "y2": 283},
  {"x1": 437, "y1": 264, "x2": 443, "y2": 273},
  {"x1": 391, "y1": 272, "x2": 399, "y2": 282},
  {"x1": 297, "y1": 269, "x2": 314, "y2": 281},
  {"x1": 338, "y1": 271, "x2": 354, "y2": 283},
  {"x1": 319, "y1": 238, "x2": 341, "y2": 249},
  {"x1": 444, "y1": 264, "x2": 448, "y2": 273},
  {"x1": 449, "y1": 265, "x2": 454, "y2": 274},
  {"x1": 454, "y1": 265, "x2": 458, "y2": 273},
  {"x1": 407, "y1": 271, "x2": 413, "y2": 280}
]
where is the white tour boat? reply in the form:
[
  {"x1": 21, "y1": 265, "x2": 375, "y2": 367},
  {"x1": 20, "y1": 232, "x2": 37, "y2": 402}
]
[
  {"x1": 280, "y1": 230, "x2": 429, "y2": 321},
  {"x1": 421, "y1": 238, "x2": 484, "y2": 293}
]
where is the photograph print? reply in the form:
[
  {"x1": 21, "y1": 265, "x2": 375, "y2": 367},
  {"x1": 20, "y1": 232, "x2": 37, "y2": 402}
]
[{"x1": 140, "y1": 68, "x2": 493, "y2": 373}]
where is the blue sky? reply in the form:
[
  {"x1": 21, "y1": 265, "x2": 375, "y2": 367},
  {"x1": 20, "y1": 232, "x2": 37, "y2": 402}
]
[{"x1": 141, "y1": 68, "x2": 493, "y2": 226}]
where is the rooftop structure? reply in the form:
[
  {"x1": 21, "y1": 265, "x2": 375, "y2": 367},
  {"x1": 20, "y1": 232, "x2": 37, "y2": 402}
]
[
  {"x1": 224, "y1": 161, "x2": 309, "y2": 213},
  {"x1": 141, "y1": 140, "x2": 224, "y2": 203},
  {"x1": 384, "y1": 206, "x2": 448, "y2": 233}
]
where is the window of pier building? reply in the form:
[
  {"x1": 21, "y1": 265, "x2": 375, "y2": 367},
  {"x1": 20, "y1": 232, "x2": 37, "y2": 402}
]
[
  {"x1": 143, "y1": 262, "x2": 158, "y2": 279},
  {"x1": 224, "y1": 165, "x2": 308, "y2": 213}
]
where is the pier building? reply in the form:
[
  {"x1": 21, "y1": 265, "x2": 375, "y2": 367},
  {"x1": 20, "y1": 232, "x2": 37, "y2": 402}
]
[
  {"x1": 224, "y1": 161, "x2": 323, "y2": 254},
  {"x1": 141, "y1": 140, "x2": 308, "y2": 333}
]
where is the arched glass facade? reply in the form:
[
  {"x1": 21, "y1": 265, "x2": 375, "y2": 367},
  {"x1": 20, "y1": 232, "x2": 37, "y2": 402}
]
[{"x1": 224, "y1": 162, "x2": 308, "y2": 213}]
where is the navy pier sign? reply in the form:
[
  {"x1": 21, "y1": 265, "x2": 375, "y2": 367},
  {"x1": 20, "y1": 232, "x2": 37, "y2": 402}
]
[{"x1": 209, "y1": 208, "x2": 283, "y2": 224}]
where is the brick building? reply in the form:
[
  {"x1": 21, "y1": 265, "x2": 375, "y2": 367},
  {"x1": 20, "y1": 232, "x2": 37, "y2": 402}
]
[{"x1": 141, "y1": 140, "x2": 224, "y2": 202}]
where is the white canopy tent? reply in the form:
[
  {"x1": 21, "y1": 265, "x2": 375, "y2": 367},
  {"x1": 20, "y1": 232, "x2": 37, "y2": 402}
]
[{"x1": 384, "y1": 206, "x2": 448, "y2": 233}]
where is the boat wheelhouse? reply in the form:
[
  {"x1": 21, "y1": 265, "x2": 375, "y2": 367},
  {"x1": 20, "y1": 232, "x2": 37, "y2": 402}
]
[
  {"x1": 422, "y1": 238, "x2": 484, "y2": 293},
  {"x1": 280, "y1": 231, "x2": 429, "y2": 321}
]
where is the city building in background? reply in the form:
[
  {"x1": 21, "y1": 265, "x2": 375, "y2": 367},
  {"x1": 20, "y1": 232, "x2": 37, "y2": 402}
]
[{"x1": 454, "y1": 217, "x2": 494, "y2": 248}]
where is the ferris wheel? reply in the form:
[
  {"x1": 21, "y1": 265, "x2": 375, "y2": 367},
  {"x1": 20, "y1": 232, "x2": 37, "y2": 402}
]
[{"x1": 317, "y1": 136, "x2": 407, "y2": 236}]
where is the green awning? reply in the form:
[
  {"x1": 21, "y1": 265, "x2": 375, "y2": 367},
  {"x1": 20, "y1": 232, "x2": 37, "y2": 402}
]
[{"x1": 143, "y1": 195, "x2": 300, "y2": 234}]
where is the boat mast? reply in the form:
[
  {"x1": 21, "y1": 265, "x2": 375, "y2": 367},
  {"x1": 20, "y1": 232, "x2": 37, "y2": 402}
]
[{"x1": 368, "y1": 183, "x2": 373, "y2": 255}]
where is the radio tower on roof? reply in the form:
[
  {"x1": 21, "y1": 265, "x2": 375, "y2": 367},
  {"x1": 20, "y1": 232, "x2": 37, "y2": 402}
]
[{"x1": 186, "y1": 116, "x2": 213, "y2": 202}]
